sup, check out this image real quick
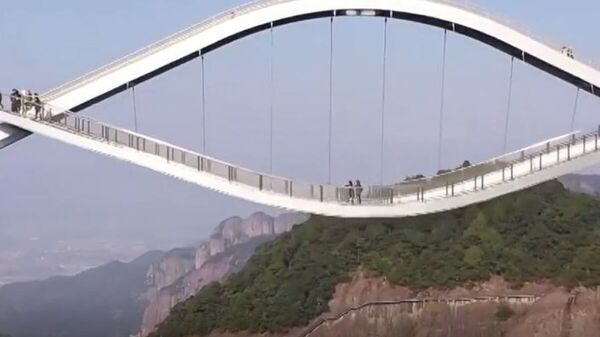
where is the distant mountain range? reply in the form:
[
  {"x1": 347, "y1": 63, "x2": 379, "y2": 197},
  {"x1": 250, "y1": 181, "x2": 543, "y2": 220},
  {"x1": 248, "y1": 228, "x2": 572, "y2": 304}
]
[
  {"x1": 0, "y1": 251, "x2": 163, "y2": 337},
  {"x1": 558, "y1": 174, "x2": 600, "y2": 197},
  {"x1": 0, "y1": 212, "x2": 307, "y2": 337}
]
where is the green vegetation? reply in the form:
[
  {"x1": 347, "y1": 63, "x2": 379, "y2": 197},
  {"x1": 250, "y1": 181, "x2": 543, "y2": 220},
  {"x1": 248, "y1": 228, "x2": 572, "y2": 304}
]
[
  {"x1": 406, "y1": 160, "x2": 472, "y2": 178},
  {"x1": 404, "y1": 174, "x2": 425, "y2": 181},
  {"x1": 437, "y1": 160, "x2": 472, "y2": 175},
  {"x1": 153, "y1": 181, "x2": 600, "y2": 337},
  {"x1": 495, "y1": 304, "x2": 515, "y2": 321}
]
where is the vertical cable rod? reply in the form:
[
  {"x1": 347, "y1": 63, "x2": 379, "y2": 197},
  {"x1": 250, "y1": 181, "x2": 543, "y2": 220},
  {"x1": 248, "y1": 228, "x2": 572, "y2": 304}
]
[
  {"x1": 503, "y1": 57, "x2": 515, "y2": 153},
  {"x1": 328, "y1": 17, "x2": 334, "y2": 184},
  {"x1": 132, "y1": 87, "x2": 139, "y2": 132},
  {"x1": 201, "y1": 55, "x2": 207, "y2": 154},
  {"x1": 436, "y1": 30, "x2": 448, "y2": 171},
  {"x1": 379, "y1": 18, "x2": 388, "y2": 185},
  {"x1": 269, "y1": 23, "x2": 275, "y2": 174},
  {"x1": 570, "y1": 88, "x2": 580, "y2": 132}
]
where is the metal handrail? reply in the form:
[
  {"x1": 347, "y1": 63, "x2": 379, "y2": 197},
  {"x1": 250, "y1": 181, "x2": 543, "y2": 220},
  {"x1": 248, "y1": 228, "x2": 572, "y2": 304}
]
[{"x1": 2, "y1": 93, "x2": 598, "y2": 206}]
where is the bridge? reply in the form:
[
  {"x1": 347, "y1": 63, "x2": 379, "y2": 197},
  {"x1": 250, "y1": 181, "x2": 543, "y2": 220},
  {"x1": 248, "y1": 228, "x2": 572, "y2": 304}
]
[{"x1": 1, "y1": 0, "x2": 599, "y2": 218}]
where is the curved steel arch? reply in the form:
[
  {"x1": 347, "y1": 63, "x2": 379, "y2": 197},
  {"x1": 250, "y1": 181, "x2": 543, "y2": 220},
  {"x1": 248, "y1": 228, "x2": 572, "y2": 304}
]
[{"x1": 42, "y1": 0, "x2": 600, "y2": 112}]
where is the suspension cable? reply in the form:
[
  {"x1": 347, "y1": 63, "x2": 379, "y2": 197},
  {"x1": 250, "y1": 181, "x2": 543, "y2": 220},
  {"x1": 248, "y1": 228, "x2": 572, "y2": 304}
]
[
  {"x1": 328, "y1": 16, "x2": 334, "y2": 184},
  {"x1": 379, "y1": 18, "x2": 388, "y2": 185},
  {"x1": 502, "y1": 57, "x2": 515, "y2": 153},
  {"x1": 131, "y1": 87, "x2": 139, "y2": 132},
  {"x1": 436, "y1": 30, "x2": 448, "y2": 171},
  {"x1": 269, "y1": 23, "x2": 275, "y2": 174},
  {"x1": 570, "y1": 88, "x2": 580, "y2": 132},
  {"x1": 201, "y1": 55, "x2": 206, "y2": 154}
]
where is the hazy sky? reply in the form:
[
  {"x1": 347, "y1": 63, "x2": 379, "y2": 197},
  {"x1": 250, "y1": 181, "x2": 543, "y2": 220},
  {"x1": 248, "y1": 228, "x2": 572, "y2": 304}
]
[{"x1": 1, "y1": 0, "x2": 599, "y2": 279}]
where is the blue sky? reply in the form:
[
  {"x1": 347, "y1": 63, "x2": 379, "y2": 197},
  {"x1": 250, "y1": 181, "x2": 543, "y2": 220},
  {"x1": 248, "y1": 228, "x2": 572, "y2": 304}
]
[{"x1": 0, "y1": 0, "x2": 599, "y2": 277}]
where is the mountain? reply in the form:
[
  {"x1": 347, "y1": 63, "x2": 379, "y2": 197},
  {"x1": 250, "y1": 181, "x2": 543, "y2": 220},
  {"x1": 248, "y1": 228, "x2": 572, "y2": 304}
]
[
  {"x1": 0, "y1": 212, "x2": 307, "y2": 337},
  {"x1": 559, "y1": 174, "x2": 600, "y2": 196},
  {"x1": 0, "y1": 251, "x2": 163, "y2": 337},
  {"x1": 152, "y1": 180, "x2": 600, "y2": 337},
  {"x1": 139, "y1": 212, "x2": 309, "y2": 336}
]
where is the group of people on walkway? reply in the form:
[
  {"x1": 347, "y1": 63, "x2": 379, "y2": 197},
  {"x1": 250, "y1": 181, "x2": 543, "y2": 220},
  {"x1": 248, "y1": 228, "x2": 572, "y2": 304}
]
[
  {"x1": 3, "y1": 89, "x2": 47, "y2": 119},
  {"x1": 344, "y1": 180, "x2": 363, "y2": 205}
]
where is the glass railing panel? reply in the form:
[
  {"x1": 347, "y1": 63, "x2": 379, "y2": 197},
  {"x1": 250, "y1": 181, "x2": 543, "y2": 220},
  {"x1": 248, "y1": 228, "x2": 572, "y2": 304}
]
[
  {"x1": 235, "y1": 169, "x2": 261, "y2": 189},
  {"x1": 290, "y1": 181, "x2": 315, "y2": 200},
  {"x1": 208, "y1": 160, "x2": 229, "y2": 180}
]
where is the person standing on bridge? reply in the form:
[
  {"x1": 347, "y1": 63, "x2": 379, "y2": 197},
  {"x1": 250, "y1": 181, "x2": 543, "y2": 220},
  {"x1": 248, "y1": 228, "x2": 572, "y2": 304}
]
[
  {"x1": 355, "y1": 180, "x2": 363, "y2": 205},
  {"x1": 33, "y1": 93, "x2": 42, "y2": 119},
  {"x1": 345, "y1": 180, "x2": 355, "y2": 204},
  {"x1": 10, "y1": 89, "x2": 21, "y2": 113},
  {"x1": 23, "y1": 90, "x2": 33, "y2": 115}
]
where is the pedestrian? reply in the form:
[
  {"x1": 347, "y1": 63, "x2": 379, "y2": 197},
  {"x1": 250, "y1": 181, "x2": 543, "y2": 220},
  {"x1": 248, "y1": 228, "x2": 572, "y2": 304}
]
[
  {"x1": 33, "y1": 93, "x2": 42, "y2": 119},
  {"x1": 345, "y1": 180, "x2": 354, "y2": 204},
  {"x1": 355, "y1": 180, "x2": 363, "y2": 204},
  {"x1": 10, "y1": 89, "x2": 21, "y2": 113},
  {"x1": 24, "y1": 90, "x2": 33, "y2": 115}
]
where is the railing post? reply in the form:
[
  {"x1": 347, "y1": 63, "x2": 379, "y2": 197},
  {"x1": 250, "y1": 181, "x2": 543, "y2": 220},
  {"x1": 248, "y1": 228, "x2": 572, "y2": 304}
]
[
  {"x1": 166, "y1": 147, "x2": 170, "y2": 162},
  {"x1": 474, "y1": 176, "x2": 478, "y2": 191},
  {"x1": 539, "y1": 153, "x2": 543, "y2": 170},
  {"x1": 567, "y1": 144, "x2": 571, "y2": 160},
  {"x1": 510, "y1": 164, "x2": 514, "y2": 180},
  {"x1": 583, "y1": 135, "x2": 587, "y2": 153},
  {"x1": 530, "y1": 156, "x2": 534, "y2": 172},
  {"x1": 197, "y1": 156, "x2": 201, "y2": 171},
  {"x1": 557, "y1": 144, "x2": 560, "y2": 163},
  {"x1": 596, "y1": 134, "x2": 599, "y2": 151},
  {"x1": 445, "y1": 183, "x2": 449, "y2": 196},
  {"x1": 546, "y1": 142, "x2": 550, "y2": 153},
  {"x1": 481, "y1": 174, "x2": 485, "y2": 189},
  {"x1": 289, "y1": 181, "x2": 293, "y2": 197},
  {"x1": 451, "y1": 183, "x2": 455, "y2": 196},
  {"x1": 259, "y1": 175, "x2": 264, "y2": 191},
  {"x1": 320, "y1": 185, "x2": 324, "y2": 202},
  {"x1": 502, "y1": 167, "x2": 506, "y2": 182}
]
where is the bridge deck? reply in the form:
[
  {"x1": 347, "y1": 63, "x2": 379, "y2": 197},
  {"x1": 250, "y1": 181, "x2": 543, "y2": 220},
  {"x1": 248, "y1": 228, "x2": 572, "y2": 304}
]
[{"x1": 1, "y1": 108, "x2": 599, "y2": 218}]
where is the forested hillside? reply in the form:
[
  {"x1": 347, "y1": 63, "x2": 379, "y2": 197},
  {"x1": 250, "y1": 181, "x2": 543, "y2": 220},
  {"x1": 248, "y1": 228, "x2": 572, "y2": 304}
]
[{"x1": 153, "y1": 181, "x2": 600, "y2": 337}]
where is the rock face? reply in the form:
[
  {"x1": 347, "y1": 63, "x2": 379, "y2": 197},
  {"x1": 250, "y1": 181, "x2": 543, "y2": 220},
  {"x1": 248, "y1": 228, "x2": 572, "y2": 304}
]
[
  {"x1": 205, "y1": 274, "x2": 600, "y2": 337},
  {"x1": 140, "y1": 212, "x2": 308, "y2": 336},
  {"x1": 296, "y1": 274, "x2": 600, "y2": 337}
]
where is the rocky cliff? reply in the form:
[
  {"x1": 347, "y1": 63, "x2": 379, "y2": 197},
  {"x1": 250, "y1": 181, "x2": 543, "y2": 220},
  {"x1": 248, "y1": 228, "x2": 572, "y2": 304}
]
[
  {"x1": 293, "y1": 274, "x2": 600, "y2": 337},
  {"x1": 202, "y1": 274, "x2": 600, "y2": 337},
  {"x1": 140, "y1": 212, "x2": 308, "y2": 336}
]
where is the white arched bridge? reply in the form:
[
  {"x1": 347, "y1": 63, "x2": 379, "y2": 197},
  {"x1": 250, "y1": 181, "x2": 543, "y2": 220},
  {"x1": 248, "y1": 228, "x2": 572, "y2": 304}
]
[{"x1": 1, "y1": 0, "x2": 600, "y2": 218}]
